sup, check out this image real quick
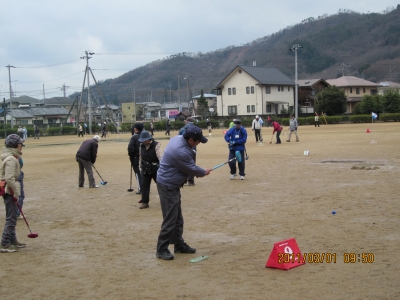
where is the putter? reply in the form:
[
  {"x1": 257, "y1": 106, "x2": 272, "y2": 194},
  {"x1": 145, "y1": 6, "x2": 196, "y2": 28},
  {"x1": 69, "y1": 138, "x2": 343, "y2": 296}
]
[
  {"x1": 15, "y1": 201, "x2": 38, "y2": 238},
  {"x1": 269, "y1": 133, "x2": 274, "y2": 144},
  {"x1": 127, "y1": 167, "x2": 134, "y2": 192},
  {"x1": 213, "y1": 151, "x2": 242, "y2": 170},
  {"x1": 93, "y1": 165, "x2": 107, "y2": 185}
]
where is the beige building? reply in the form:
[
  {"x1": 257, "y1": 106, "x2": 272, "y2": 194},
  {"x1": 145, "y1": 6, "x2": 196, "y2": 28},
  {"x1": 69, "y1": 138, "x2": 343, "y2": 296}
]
[
  {"x1": 326, "y1": 76, "x2": 380, "y2": 114},
  {"x1": 121, "y1": 102, "x2": 137, "y2": 123},
  {"x1": 378, "y1": 81, "x2": 400, "y2": 95},
  {"x1": 216, "y1": 65, "x2": 295, "y2": 117}
]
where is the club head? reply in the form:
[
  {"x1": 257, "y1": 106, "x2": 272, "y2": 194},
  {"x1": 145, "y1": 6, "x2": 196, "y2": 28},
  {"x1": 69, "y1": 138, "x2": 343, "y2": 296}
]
[
  {"x1": 102, "y1": 181, "x2": 107, "y2": 185},
  {"x1": 100, "y1": 181, "x2": 104, "y2": 185},
  {"x1": 127, "y1": 188, "x2": 134, "y2": 192},
  {"x1": 28, "y1": 233, "x2": 38, "y2": 238}
]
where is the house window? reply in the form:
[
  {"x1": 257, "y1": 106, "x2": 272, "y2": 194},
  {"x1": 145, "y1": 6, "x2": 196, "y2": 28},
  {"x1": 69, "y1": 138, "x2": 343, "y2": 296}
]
[
  {"x1": 251, "y1": 105, "x2": 255, "y2": 112},
  {"x1": 228, "y1": 88, "x2": 232, "y2": 95},
  {"x1": 251, "y1": 86, "x2": 254, "y2": 94},
  {"x1": 266, "y1": 104, "x2": 272, "y2": 113},
  {"x1": 33, "y1": 120, "x2": 43, "y2": 125},
  {"x1": 363, "y1": 88, "x2": 366, "y2": 93},
  {"x1": 371, "y1": 89, "x2": 377, "y2": 95},
  {"x1": 217, "y1": 88, "x2": 222, "y2": 95},
  {"x1": 246, "y1": 87, "x2": 250, "y2": 94},
  {"x1": 48, "y1": 118, "x2": 57, "y2": 123},
  {"x1": 265, "y1": 86, "x2": 271, "y2": 94},
  {"x1": 228, "y1": 105, "x2": 237, "y2": 115},
  {"x1": 350, "y1": 87, "x2": 353, "y2": 93},
  {"x1": 19, "y1": 120, "x2": 28, "y2": 125},
  {"x1": 288, "y1": 86, "x2": 290, "y2": 91},
  {"x1": 247, "y1": 105, "x2": 250, "y2": 113},
  {"x1": 356, "y1": 88, "x2": 360, "y2": 94},
  {"x1": 233, "y1": 88, "x2": 236, "y2": 95},
  {"x1": 278, "y1": 86, "x2": 281, "y2": 92},
  {"x1": 127, "y1": 107, "x2": 130, "y2": 109}
]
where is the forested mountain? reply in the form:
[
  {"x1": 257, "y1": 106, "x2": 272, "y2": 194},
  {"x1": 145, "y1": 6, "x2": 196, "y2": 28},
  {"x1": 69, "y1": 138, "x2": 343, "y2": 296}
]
[{"x1": 72, "y1": 6, "x2": 400, "y2": 105}]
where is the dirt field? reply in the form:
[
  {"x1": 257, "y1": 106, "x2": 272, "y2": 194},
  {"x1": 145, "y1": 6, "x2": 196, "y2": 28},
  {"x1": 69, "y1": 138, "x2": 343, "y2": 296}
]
[{"x1": 0, "y1": 122, "x2": 399, "y2": 299}]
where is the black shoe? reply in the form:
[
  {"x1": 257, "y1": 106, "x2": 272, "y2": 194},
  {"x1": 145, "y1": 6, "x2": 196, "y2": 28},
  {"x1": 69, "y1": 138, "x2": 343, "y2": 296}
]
[
  {"x1": 156, "y1": 249, "x2": 174, "y2": 260},
  {"x1": 136, "y1": 190, "x2": 142, "y2": 195},
  {"x1": 174, "y1": 242, "x2": 196, "y2": 253}
]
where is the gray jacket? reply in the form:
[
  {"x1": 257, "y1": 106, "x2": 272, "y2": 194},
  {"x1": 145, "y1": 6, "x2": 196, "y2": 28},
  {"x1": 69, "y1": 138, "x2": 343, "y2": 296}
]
[
  {"x1": 289, "y1": 118, "x2": 298, "y2": 131},
  {"x1": 157, "y1": 135, "x2": 206, "y2": 188}
]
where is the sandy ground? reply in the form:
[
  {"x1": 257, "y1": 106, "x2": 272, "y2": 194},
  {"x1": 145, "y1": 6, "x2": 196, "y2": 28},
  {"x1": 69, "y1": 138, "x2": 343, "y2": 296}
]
[{"x1": 0, "y1": 122, "x2": 399, "y2": 300}]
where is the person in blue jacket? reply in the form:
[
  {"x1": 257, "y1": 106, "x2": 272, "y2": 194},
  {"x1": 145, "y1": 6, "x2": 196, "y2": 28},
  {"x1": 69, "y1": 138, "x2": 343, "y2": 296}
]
[{"x1": 224, "y1": 119, "x2": 247, "y2": 180}]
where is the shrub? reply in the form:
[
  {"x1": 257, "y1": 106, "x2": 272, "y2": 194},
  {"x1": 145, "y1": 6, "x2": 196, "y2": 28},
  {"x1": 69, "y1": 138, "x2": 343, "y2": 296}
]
[
  {"x1": 379, "y1": 113, "x2": 400, "y2": 122},
  {"x1": 349, "y1": 115, "x2": 373, "y2": 123}
]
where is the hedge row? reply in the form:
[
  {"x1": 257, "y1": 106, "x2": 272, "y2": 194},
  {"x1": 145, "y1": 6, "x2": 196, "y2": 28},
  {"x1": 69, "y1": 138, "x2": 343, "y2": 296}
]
[{"x1": 379, "y1": 113, "x2": 400, "y2": 122}]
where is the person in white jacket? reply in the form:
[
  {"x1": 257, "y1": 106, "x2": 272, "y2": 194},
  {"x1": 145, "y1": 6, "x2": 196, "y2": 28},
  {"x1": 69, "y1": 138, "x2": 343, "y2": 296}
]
[{"x1": 251, "y1": 115, "x2": 263, "y2": 143}]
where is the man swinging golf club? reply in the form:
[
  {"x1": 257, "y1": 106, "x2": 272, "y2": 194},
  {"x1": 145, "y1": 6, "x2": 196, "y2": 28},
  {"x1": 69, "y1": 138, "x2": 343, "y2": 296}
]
[
  {"x1": 156, "y1": 126, "x2": 212, "y2": 260},
  {"x1": 224, "y1": 119, "x2": 248, "y2": 180},
  {"x1": 1, "y1": 134, "x2": 26, "y2": 252},
  {"x1": 76, "y1": 135, "x2": 100, "y2": 188}
]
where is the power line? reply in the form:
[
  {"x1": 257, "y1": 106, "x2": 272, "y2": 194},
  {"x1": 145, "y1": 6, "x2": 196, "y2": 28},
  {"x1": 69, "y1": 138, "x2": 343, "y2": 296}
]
[
  {"x1": 15, "y1": 71, "x2": 84, "y2": 83},
  {"x1": 15, "y1": 59, "x2": 81, "y2": 68}
]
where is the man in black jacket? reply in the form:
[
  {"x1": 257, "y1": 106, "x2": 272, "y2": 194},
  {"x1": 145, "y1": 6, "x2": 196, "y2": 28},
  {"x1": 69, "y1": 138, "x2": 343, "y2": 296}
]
[
  {"x1": 138, "y1": 131, "x2": 162, "y2": 209},
  {"x1": 128, "y1": 123, "x2": 144, "y2": 195},
  {"x1": 76, "y1": 135, "x2": 100, "y2": 188}
]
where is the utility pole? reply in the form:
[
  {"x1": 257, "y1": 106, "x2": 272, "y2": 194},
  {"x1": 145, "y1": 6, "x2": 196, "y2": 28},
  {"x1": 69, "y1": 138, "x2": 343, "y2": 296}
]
[
  {"x1": 5, "y1": 65, "x2": 15, "y2": 128},
  {"x1": 178, "y1": 73, "x2": 180, "y2": 105},
  {"x1": 80, "y1": 51, "x2": 94, "y2": 134},
  {"x1": 290, "y1": 44, "x2": 302, "y2": 119},
  {"x1": 60, "y1": 83, "x2": 69, "y2": 97},
  {"x1": 42, "y1": 83, "x2": 46, "y2": 105}
]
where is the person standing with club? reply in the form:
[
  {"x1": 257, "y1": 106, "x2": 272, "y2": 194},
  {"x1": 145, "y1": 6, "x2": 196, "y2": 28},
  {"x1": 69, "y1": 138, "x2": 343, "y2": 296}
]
[
  {"x1": 137, "y1": 131, "x2": 162, "y2": 209},
  {"x1": 156, "y1": 126, "x2": 212, "y2": 260},
  {"x1": 128, "y1": 123, "x2": 144, "y2": 196},
  {"x1": 149, "y1": 120, "x2": 154, "y2": 135},
  {"x1": 224, "y1": 119, "x2": 247, "y2": 180},
  {"x1": 252, "y1": 115, "x2": 263, "y2": 143},
  {"x1": 286, "y1": 114, "x2": 299, "y2": 142},
  {"x1": 315, "y1": 112, "x2": 320, "y2": 127},
  {"x1": 76, "y1": 135, "x2": 100, "y2": 188},
  {"x1": 271, "y1": 120, "x2": 283, "y2": 144},
  {"x1": 34, "y1": 125, "x2": 40, "y2": 139},
  {"x1": 1, "y1": 134, "x2": 26, "y2": 253}
]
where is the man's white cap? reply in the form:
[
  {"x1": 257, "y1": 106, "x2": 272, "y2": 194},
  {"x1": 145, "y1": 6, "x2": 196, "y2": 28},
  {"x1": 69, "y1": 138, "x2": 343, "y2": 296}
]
[
  {"x1": 93, "y1": 135, "x2": 100, "y2": 142},
  {"x1": 256, "y1": 115, "x2": 259, "y2": 118}
]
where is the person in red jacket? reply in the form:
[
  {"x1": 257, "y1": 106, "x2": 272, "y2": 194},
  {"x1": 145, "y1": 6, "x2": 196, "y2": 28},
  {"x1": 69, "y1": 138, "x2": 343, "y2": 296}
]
[{"x1": 271, "y1": 120, "x2": 283, "y2": 144}]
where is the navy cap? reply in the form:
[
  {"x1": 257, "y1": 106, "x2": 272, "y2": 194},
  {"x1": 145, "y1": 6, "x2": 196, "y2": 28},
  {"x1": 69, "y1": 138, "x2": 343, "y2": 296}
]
[
  {"x1": 138, "y1": 131, "x2": 152, "y2": 142},
  {"x1": 184, "y1": 126, "x2": 208, "y2": 143}
]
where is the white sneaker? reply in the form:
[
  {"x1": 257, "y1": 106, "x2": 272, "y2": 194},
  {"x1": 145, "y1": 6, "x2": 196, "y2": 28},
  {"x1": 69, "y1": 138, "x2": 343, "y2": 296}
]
[
  {"x1": 240, "y1": 176, "x2": 245, "y2": 180},
  {"x1": 230, "y1": 174, "x2": 237, "y2": 180}
]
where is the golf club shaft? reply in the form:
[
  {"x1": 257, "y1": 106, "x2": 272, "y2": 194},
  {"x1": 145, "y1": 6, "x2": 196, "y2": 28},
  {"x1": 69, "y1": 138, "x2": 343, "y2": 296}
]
[
  {"x1": 15, "y1": 200, "x2": 33, "y2": 233},
  {"x1": 93, "y1": 165, "x2": 105, "y2": 182},
  {"x1": 129, "y1": 166, "x2": 133, "y2": 189},
  {"x1": 213, "y1": 157, "x2": 237, "y2": 170}
]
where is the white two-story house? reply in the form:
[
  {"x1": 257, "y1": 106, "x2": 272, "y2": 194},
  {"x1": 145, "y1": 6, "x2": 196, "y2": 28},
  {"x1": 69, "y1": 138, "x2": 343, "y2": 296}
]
[{"x1": 216, "y1": 65, "x2": 295, "y2": 117}]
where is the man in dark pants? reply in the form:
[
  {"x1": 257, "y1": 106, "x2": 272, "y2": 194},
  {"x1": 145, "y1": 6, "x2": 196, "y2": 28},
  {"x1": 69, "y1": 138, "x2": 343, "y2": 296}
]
[
  {"x1": 76, "y1": 135, "x2": 100, "y2": 188},
  {"x1": 156, "y1": 126, "x2": 212, "y2": 260},
  {"x1": 138, "y1": 131, "x2": 162, "y2": 209},
  {"x1": 128, "y1": 123, "x2": 144, "y2": 196},
  {"x1": 224, "y1": 119, "x2": 247, "y2": 180}
]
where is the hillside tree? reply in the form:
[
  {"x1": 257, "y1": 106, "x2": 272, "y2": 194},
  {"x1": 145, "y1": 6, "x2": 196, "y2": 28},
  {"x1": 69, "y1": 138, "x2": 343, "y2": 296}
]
[{"x1": 315, "y1": 86, "x2": 347, "y2": 115}]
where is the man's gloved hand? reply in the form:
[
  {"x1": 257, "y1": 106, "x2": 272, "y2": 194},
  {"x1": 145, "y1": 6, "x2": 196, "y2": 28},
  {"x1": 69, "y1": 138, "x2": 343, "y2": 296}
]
[
  {"x1": 229, "y1": 141, "x2": 236, "y2": 146},
  {"x1": 12, "y1": 197, "x2": 18, "y2": 203}
]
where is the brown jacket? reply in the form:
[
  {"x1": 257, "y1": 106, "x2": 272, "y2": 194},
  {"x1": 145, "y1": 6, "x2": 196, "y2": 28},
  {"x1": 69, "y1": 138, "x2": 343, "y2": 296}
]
[{"x1": 0, "y1": 147, "x2": 21, "y2": 198}]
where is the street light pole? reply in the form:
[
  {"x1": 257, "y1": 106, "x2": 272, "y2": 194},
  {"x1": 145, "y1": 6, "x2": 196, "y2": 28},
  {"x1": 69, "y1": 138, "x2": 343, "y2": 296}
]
[{"x1": 290, "y1": 44, "x2": 302, "y2": 119}]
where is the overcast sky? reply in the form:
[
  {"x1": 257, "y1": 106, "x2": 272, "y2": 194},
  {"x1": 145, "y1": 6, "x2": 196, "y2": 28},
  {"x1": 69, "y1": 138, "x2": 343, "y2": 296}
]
[{"x1": 0, "y1": 0, "x2": 398, "y2": 100}]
